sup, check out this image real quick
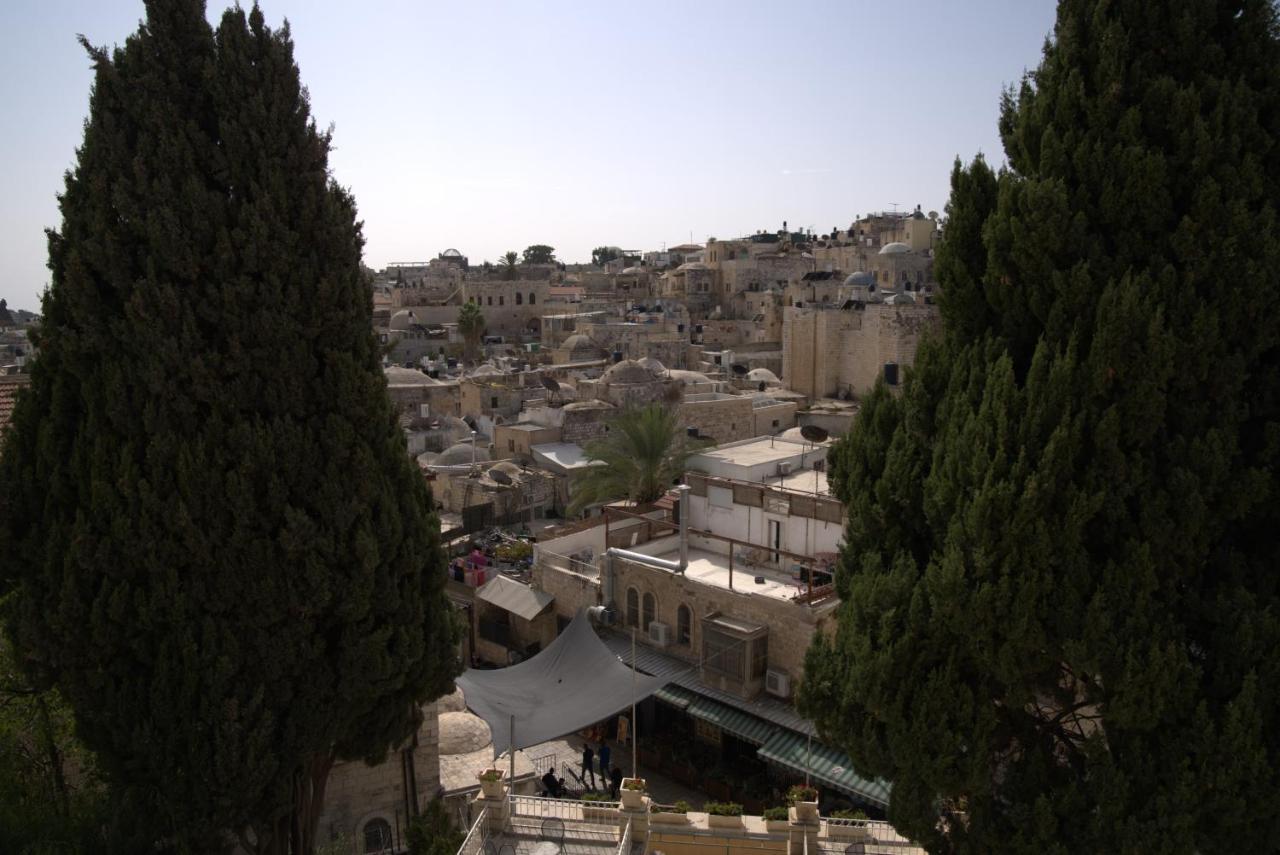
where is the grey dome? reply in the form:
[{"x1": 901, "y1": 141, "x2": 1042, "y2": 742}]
[
  {"x1": 601, "y1": 359, "x2": 657, "y2": 385},
  {"x1": 436, "y1": 443, "x2": 490, "y2": 467},
  {"x1": 844, "y1": 271, "x2": 875, "y2": 287},
  {"x1": 878, "y1": 242, "x2": 910, "y2": 255},
  {"x1": 746, "y1": 368, "x2": 780, "y2": 384}
]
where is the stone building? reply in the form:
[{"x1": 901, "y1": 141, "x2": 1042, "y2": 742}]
[
  {"x1": 383, "y1": 365, "x2": 460, "y2": 420},
  {"x1": 781, "y1": 298, "x2": 940, "y2": 400}
]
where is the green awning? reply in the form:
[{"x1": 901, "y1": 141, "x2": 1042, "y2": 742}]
[
  {"x1": 687, "y1": 696, "x2": 779, "y2": 745},
  {"x1": 756, "y1": 730, "x2": 891, "y2": 807},
  {"x1": 654, "y1": 684, "x2": 697, "y2": 710}
]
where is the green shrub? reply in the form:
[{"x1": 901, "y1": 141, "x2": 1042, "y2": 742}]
[
  {"x1": 580, "y1": 792, "x2": 609, "y2": 802},
  {"x1": 787, "y1": 785, "x2": 818, "y2": 804},
  {"x1": 829, "y1": 808, "x2": 868, "y2": 820},
  {"x1": 763, "y1": 806, "x2": 789, "y2": 822},
  {"x1": 673, "y1": 800, "x2": 691, "y2": 813},
  {"x1": 478, "y1": 769, "x2": 503, "y2": 782},
  {"x1": 704, "y1": 802, "x2": 743, "y2": 817},
  {"x1": 622, "y1": 778, "x2": 646, "y2": 791}
]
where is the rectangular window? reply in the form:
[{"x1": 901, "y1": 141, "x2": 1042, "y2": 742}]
[
  {"x1": 508, "y1": 439, "x2": 515, "y2": 452},
  {"x1": 703, "y1": 626, "x2": 743, "y2": 680},
  {"x1": 708, "y1": 485, "x2": 733, "y2": 509}
]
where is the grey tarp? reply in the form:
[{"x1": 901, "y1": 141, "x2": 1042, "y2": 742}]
[{"x1": 456, "y1": 609, "x2": 670, "y2": 756}]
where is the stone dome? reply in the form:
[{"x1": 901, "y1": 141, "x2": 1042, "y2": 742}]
[
  {"x1": 435, "y1": 443, "x2": 490, "y2": 467},
  {"x1": 638, "y1": 357, "x2": 666, "y2": 373},
  {"x1": 676, "y1": 262, "x2": 708, "y2": 272},
  {"x1": 486, "y1": 461, "x2": 525, "y2": 484},
  {"x1": 561, "y1": 334, "x2": 602, "y2": 355},
  {"x1": 440, "y1": 248, "x2": 464, "y2": 258},
  {"x1": 390, "y1": 309, "x2": 415, "y2": 331},
  {"x1": 468, "y1": 364, "x2": 502, "y2": 378},
  {"x1": 601, "y1": 359, "x2": 657, "y2": 385},
  {"x1": 666, "y1": 369, "x2": 710, "y2": 385},
  {"x1": 563, "y1": 399, "x2": 615, "y2": 411},
  {"x1": 384, "y1": 365, "x2": 439, "y2": 386},
  {"x1": 746, "y1": 368, "x2": 780, "y2": 384},
  {"x1": 620, "y1": 266, "x2": 644, "y2": 275},
  {"x1": 844, "y1": 271, "x2": 875, "y2": 287},
  {"x1": 878, "y1": 242, "x2": 910, "y2": 255},
  {"x1": 439, "y1": 711, "x2": 493, "y2": 755},
  {"x1": 438, "y1": 687, "x2": 468, "y2": 713}
]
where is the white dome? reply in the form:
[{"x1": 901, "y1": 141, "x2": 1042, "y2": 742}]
[
  {"x1": 384, "y1": 366, "x2": 439, "y2": 386},
  {"x1": 601, "y1": 359, "x2": 657, "y2": 385},
  {"x1": 667, "y1": 369, "x2": 710, "y2": 385},
  {"x1": 844, "y1": 271, "x2": 875, "y2": 287},
  {"x1": 746, "y1": 368, "x2": 780, "y2": 384},
  {"x1": 439, "y1": 711, "x2": 493, "y2": 755},
  {"x1": 638, "y1": 357, "x2": 666, "y2": 373},
  {"x1": 436, "y1": 443, "x2": 489, "y2": 467},
  {"x1": 390, "y1": 309, "x2": 415, "y2": 331},
  {"x1": 878, "y1": 242, "x2": 910, "y2": 255}
]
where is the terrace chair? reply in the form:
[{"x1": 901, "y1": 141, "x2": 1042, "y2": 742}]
[{"x1": 540, "y1": 817, "x2": 565, "y2": 846}]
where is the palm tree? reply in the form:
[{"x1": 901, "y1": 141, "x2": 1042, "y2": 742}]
[
  {"x1": 457, "y1": 300, "x2": 485, "y2": 364},
  {"x1": 500, "y1": 251, "x2": 519, "y2": 281},
  {"x1": 568, "y1": 404, "x2": 707, "y2": 515}
]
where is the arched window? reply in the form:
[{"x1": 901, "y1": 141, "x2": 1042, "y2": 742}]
[
  {"x1": 529, "y1": 292, "x2": 537, "y2": 305},
  {"x1": 642, "y1": 593, "x2": 656, "y2": 631},
  {"x1": 363, "y1": 818, "x2": 392, "y2": 853},
  {"x1": 516, "y1": 292, "x2": 523, "y2": 305},
  {"x1": 677, "y1": 604, "x2": 691, "y2": 645},
  {"x1": 626, "y1": 588, "x2": 639, "y2": 628}
]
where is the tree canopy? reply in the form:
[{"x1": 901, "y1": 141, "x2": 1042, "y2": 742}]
[
  {"x1": 499, "y1": 250, "x2": 519, "y2": 281},
  {"x1": 0, "y1": 2, "x2": 457, "y2": 852},
  {"x1": 457, "y1": 300, "x2": 485, "y2": 364},
  {"x1": 800, "y1": 2, "x2": 1280, "y2": 853},
  {"x1": 568, "y1": 404, "x2": 706, "y2": 515},
  {"x1": 591, "y1": 246, "x2": 620, "y2": 266},
  {"x1": 522, "y1": 244, "x2": 556, "y2": 265}
]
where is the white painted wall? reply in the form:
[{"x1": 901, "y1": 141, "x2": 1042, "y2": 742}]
[{"x1": 687, "y1": 493, "x2": 843, "y2": 559}]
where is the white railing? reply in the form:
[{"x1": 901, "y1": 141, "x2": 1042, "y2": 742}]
[
  {"x1": 456, "y1": 806, "x2": 488, "y2": 855},
  {"x1": 821, "y1": 816, "x2": 918, "y2": 846},
  {"x1": 616, "y1": 818, "x2": 632, "y2": 855},
  {"x1": 509, "y1": 793, "x2": 621, "y2": 826}
]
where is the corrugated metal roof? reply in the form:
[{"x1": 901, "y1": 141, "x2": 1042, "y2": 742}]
[
  {"x1": 756, "y1": 730, "x2": 891, "y2": 808},
  {"x1": 654, "y1": 684, "x2": 697, "y2": 710},
  {"x1": 687, "y1": 696, "x2": 777, "y2": 745},
  {"x1": 602, "y1": 632, "x2": 814, "y2": 735},
  {"x1": 476, "y1": 575, "x2": 554, "y2": 621}
]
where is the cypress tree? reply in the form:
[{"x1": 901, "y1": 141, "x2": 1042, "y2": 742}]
[
  {"x1": 801, "y1": 2, "x2": 1280, "y2": 852},
  {"x1": 0, "y1": 2, "x2": 457, "y2": 852}
]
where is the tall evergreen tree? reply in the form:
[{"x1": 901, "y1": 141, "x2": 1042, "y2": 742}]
[
  {"x1": 0, "y1": 3, "x2": 457, "y2": 852},
  {"x1": 801, "y1": 3, "x2": 1280, "y2": 853}
]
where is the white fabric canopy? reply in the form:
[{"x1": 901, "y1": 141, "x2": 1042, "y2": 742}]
[{"x1": 456, "y1": 610, "x2": 670, "y2": 756}]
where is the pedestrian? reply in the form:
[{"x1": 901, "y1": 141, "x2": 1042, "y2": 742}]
[
  {"x1": 581, "y1": 743, "x2": 596, "y2": 789},
  {"x1": 609, "y1": 765, "x2": 624, "y2": 800},
  {"x1": 597, "y1": 740, "x2": 611, "y2": 782}
]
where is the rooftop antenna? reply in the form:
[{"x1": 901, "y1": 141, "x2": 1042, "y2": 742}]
[{"x1": 888, "y1": 202, "x2": 901, "y2": 215}]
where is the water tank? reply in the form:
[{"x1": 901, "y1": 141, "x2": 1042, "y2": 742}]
[
  {"x1": 612, "y1": 351, "x2": 623, "y2": 363},
  {"x1": 884, "y1": 362, "x2": 899, "y2": 386}
]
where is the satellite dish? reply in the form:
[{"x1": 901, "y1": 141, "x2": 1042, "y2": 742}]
[
  {"x1": 800, "y1": 424, "x2": 830, "y2": 443},
  {"x1": 488, "y1": 467, "x2": 513, "y2": 486},
  {"x1": 540, "y1": 375, "x2": 560, "y2": 393},
  {"x1": 730, "y1": 363, "x2": 749, "y2": 376}
]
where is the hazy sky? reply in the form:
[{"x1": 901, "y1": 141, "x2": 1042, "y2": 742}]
[{"x1": 0, "y1": 1, "x2": 1058, "y2": 311}]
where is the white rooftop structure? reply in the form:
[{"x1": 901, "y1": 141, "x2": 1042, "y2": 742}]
[{"x1": 687, "y1": 436, "x2": 827, "y2": 484}]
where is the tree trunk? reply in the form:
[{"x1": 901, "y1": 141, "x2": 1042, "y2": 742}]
[
  {"x1": 254, "y1": 752, "x2": 335, "y2": 855},
  {"x1": 35, "y1": 695, "x2": 70, "y2": 818}
]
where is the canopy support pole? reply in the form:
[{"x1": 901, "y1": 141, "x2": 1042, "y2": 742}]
[
  {"x1": 509, "y1": 714, "x2": 515, "y2": 805},
  {"x1": 631, "y1": 627, "x2": 638, "y2": 779}
]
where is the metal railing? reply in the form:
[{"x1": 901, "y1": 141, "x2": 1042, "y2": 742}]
[
  {"x1": 456, "y1": 806, "x2": 488, "y2": 855},
  {"x1": 508, "y1": 793, "x2": 621, "y2": 826},
  {"x1": 616, "y1": 818, "x2": 631, "y2": 855}
]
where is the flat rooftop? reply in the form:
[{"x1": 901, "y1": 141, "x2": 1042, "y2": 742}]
[
  {"x1": 622, "y1": 547, "x2": 815, "y2": 602},
  {"x1": 776, "y1": 467, "x2": 832, "y2": 496},
  {"x1": 691, "y1": 436, "x2": 811, "y2": 468}
]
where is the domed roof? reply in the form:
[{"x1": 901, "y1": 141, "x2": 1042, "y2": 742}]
[
  {"x1": 468, "y1": 364, "x2": 502, "y2": 378},
  {"x1": 439, "y1": 710, "x2": 493, "y2": 755},
  {"x1": 666, "y1": 369, "x2": 710, "y2": 385},
  {"x1": 746, "y1": 368, "x2": 780, "y2": 384},
  {"x1": 676, "y1": 262, "x2": 708, "y2": 272},
  {"x1": 844, "y1": 271, "x2": 875, "y2": 287},
  {"x1": 390, "y1": 309, "x2": 415, "y2": 331},
  {"x1": 435, "y1": 443, "x2": 490, "y2": 467},
  {"x1": 561, "y1": 334, "x2": 601, "y2": 353},
  {"x1": 438, "y1": 687, "x2": 467, "y2": 714},
  {"x1": 563, "y1": 399, "x2": 615, "y2": 411},
  {"x1": 878, "y1": 242, "x2": 910, "y2": 255},
  {"x1": 384, "y1": 365, "x2": 440, "y2": 386},
  {"x1": 601, "y1": 359, "x2": 657, "y2": 385},
  {"x1": 486, "y1": 461, "x2": 525, "y2": 483},
  {"x1": 638, "y1": 357, "x2": 666, "y2": 373},
  {"x1": 620, "y1": 266, "x2": 644, "y2": 275},
  {"x1": 441, "y1": 248, "x2": 464, "y2": 258}
]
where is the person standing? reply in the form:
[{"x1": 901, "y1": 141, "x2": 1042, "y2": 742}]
[
  {"x1": 581, "y1": 743, "x2": 596, "y2": 789},
  {"x1": 597, "y1": 740, "x2": 611, "y2": 783},
  {"x1": 609, "y1": 766, "x2": 624, "y2": 800}
]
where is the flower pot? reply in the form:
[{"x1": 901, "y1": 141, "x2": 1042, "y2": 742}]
[
  {"x1": 620, "y1": 779, "x2": 646, "y2": 810},
  {"x1": 792, "y1": 801, "x2": 819, "y2": 822},
  {"x1": 825, "y1": 822, "x2": 871, "y2": 842},
  {"x1": 707, "y1": 814, "x2": 744, "y2": 829},
  {"x1": 649, "y1": 811, "x2": 689, "y2": 826},
  {"x1": 583, "y1": 805, "x2": 620, "y2": 824},
  {"x1": 765, "y1": 820, "x2": 791, "y2": 833},
  {"x1": 478, "y1": 770, "x2": 505, "y2": 799}
]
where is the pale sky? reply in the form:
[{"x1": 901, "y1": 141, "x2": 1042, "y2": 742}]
[{"x1": 0, "y1": 1, "x2": 1058, "y2": 311}]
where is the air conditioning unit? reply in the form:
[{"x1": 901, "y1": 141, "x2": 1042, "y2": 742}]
[
  {"x1": 777, "y1": 461, "x2": 794, "y2": 476},
  {"x1": 765, "y1": 669, "x2": 791, "y2": 698},
  {"x1": 648, "y1": 621, "x2": 671, "y2": 647}
]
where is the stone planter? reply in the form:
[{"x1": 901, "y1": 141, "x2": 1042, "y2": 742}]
[
  {"x1": 477, "y1": 769, "x2": 505, "y2": 800},
  {"x1": 792, "y1": 800, "x2": 819, "y2": 822},
  {"x1": 649, "y1": 811, "x2": 689, "y2": 825},
  {"x1": 765, "y1": 820, "x2": 791, "y2": 833},
  {"x1": 707, "y1": 814, "x2": 744, "y2": 829},
  {"x1": 825, "y1": 823, "x2": 872, "y2": 842},
  {"x1": 620, "y1": 779, "x2": 647, "y2": 810},
  {"x1": 583, "y1": 805, "x2": 620, "y2": 824}
]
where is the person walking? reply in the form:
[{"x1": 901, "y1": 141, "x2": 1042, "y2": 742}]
[
  {"x1": 609, "y1": 765, "x2": 624, "y2": 800},
  {"x1": 597, "y1": 740, "x2": 611, "y2": 784},
  {"x1": 581, "y1": 743, "x2": 596, "y2": 789}
]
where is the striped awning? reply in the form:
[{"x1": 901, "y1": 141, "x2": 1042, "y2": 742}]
[
  {"x1": 756, "y1": 730, "x2": 891, "y2": 807},
  {"x1": 687, "y1": 696, "x2": 779, "y2": 745},
  {"x1": 654, "y1": 684, "x2": 697, "y2": 710}
]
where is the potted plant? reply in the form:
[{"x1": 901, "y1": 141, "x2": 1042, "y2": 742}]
[
  {"x1": 763, "y1": 806, "x2": 790, "y2": 832},
  {"x1": 649, "y1": 799, "x2": 690, "y2": 825},
  {"x1": 477, "y1": 768, "x2": 505, "y2": 799},
  {"x1": 581, "y1": 792, "x2": 620, "y2": 823},
  {"x1": 620, "y1": 777, "x2": 647, "y2": 810},
  {"x1": 704, "y1": 801, "x2": 744, "y2": 829},
  {"x1": 787, "y1": 785, "x2": 819, "y2": 822},
  {"x1": 825, "y1": 808, "x2": 871, "y2": 841}
]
